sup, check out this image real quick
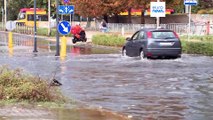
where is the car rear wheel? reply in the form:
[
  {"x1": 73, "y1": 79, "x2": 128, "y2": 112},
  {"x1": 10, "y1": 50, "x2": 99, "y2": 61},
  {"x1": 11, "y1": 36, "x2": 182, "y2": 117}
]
[
  {"x1": 140, "y1": 49, "x2": 145, "y2": 59},
  {"x1": 122, "y1": 48, "x2": 127, "y2": 57}
]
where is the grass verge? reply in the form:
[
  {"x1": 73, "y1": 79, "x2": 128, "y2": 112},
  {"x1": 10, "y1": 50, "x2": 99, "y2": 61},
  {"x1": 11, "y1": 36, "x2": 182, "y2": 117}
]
[
  {"x1": 0, "y1": 65, "x2": 67, "y2": 106},
  {"x1": 92, "y1": 33, "x2": 126, "y2": 47},
  {"x1": 180, "y1": 35, "x2": 213, "y2": 56},
  {"x1": 92, "y1": 34, "x2": 213, "y2": 56}
]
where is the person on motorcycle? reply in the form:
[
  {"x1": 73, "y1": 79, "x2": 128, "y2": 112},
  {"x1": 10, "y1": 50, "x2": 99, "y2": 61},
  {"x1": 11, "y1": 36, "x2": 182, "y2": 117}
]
[{"x1": 71, "y1": 22, "x2": 87, "y2": 44}]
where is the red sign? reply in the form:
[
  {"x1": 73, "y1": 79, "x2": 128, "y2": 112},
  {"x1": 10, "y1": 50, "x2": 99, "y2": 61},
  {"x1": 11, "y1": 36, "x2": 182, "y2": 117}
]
[{"x1": 62, "y1": 0, "x2": 70, "y2": 4}]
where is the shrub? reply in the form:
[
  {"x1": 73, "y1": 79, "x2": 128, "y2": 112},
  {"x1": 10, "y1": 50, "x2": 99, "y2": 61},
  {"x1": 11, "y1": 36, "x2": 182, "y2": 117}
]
[
  {"x1": 92, "y1": 34, "x2": 126, "y2": 47},
  {"x1": 37, "y1": 28, "x2": 72, "y2": 37},
  {"x1": 197, "y1": 10, "x2": 208, "y2": 14},
  {"x1": 181, "y1": 35, "x2": 213, "y2": 56},
  {"x1": 0, "y1": 65, "x2": 65, "y2": 102},
  {"x1": 208, "y1": 9, "x2": 213, "y2": 14}
]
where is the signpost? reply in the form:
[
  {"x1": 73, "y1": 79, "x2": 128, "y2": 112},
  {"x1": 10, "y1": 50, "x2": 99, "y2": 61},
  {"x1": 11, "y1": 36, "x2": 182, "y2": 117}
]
[
  {"x1": 5, "y1": 21, "x2": 16, "y2": 31},
  {"x1": 150, "y1": 1, "x2": 166, "y2": 28},
  {"x1": 184, "y1": 0, "x2": 198, "y2": 6},
  {"x1": 184, "y1": 0, "x2": 197, "y2": 40},
  {"x1": 58, "y1": 21, "x2": 71, "y2": 58},
  {"x1": 5, "y1": 21, "x2": 16, "y2": 49},
  {"x1": 58, "y1": 5, "x2": 74, "y2": 14},
  {"x1": 56, "y1": 0, "x2": 74, "y2": 57},
  {"x1": 58, "y1": 21, "x2": 71, "y2": 35}
]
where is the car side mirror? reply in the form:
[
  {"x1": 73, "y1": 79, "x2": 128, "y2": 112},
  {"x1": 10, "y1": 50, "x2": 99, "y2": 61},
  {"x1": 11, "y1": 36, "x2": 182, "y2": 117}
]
[{"x1": 126, "y1": 37, "x2": 131, "y2": 41}]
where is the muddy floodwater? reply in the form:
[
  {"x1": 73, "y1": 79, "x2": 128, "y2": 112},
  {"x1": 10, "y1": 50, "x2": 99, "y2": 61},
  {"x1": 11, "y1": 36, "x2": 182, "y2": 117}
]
[{"x1": 0, "y1": 43, "x2": 213, "y2": 120}]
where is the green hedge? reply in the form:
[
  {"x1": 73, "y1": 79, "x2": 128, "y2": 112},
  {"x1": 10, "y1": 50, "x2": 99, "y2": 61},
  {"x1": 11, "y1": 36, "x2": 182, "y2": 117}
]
[
  {"x1": 181, "y1": 40, "x2": 213, "y2": 56},
  {"x1": 92, "y1": 34, "x2": 125, "y2": 47},
  {"x1": 180, "y1": 35, "x2": 213, "y2": 56},
  {"x1": 92, "y1": 34, "x2": 213, "y2": 56},
  {"x1": 37, "y1": 28, "x2": 72, "y2": 37}
]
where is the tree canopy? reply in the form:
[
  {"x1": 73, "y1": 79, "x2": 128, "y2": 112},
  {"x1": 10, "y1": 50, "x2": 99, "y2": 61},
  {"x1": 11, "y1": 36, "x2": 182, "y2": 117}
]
[{"x1": 0, "y1": 0, "x2": 212, "y2": 21}]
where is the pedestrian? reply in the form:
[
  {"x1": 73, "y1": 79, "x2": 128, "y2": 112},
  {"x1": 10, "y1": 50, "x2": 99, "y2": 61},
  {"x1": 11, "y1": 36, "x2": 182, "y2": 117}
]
[{"x1": 100, "y1": 19, "x2": 108, "y2": 33}]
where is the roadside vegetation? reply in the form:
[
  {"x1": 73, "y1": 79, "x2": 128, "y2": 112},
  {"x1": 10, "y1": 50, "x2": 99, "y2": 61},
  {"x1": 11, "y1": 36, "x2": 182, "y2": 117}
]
[
  {"x1": 92, "y1": 34, "x2": 125, "y2": 47},
  {"x1": 0, "y1": 65, "x2": 67, "y2": 106},
  {"x1": 180, "y1": 35, "x2": 213, "y2": 56},
  {"x1": 92, "y1": 34, "x2": 213, "y2": 56}
]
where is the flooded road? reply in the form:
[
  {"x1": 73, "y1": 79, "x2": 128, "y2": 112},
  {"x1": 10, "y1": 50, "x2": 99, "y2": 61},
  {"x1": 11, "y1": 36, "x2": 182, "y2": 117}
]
[{"x1": 0, "y1": 42, "x2": 213, "y2": 119}]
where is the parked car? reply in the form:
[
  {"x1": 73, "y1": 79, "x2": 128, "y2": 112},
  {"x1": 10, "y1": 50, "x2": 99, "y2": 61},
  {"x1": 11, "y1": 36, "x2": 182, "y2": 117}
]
[{"x1": 122, "y1": 28, "x2": 182, "y2": 59}]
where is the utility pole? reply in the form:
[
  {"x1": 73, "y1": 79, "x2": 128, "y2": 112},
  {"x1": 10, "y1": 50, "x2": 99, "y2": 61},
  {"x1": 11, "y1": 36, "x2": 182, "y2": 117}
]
[
  {"x1": 1, "y1": 7, "x2": 3, "y2": 27},
  {"x1": 48, "y1": 0, "x2": 51, "y2": 36},
  {"x1": 55, "y1": 0, "x2": 60, "y2": 56},
  {"x1": 33, "y1": 0, "x2": 38, "y2": 52},
  {"x1": 4, "y1": 0, "x2": 7, "y2": 27}
]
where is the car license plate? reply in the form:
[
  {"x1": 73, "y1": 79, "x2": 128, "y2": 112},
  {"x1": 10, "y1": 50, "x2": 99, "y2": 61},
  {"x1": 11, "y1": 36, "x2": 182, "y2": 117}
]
[{"x1": 159, "y1": 42, "x2": 174, "y2": 46}]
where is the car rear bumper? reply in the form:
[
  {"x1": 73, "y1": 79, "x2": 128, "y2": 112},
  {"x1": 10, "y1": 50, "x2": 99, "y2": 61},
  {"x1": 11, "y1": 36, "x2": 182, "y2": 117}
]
[{"x1": 146, "y1": 48, "x2": 182, "y2": 57}]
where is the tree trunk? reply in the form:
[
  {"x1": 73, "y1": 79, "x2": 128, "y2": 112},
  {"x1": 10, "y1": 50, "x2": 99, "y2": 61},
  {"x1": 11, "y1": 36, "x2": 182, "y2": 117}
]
[
  {"x1": 103, "y1": 15, "x2": 108, "y2": 23},
  {"x1": 141, "y1": 9, "x2": 145, "y2": 24},
  {"x1": 86, "y1": 17, "x2": 92, "y2": 28},
  {"x1": 115, "y1": 13, "x2": 119, "y2": 23},
  {"x1": 128, "y1": 8, "x2": 132, "y2": 23}
]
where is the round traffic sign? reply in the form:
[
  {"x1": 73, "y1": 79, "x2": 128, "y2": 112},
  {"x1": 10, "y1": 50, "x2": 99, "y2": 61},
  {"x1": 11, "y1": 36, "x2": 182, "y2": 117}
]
[
  {"x1": 58, "y1": 21, "x2": 71, "y2": 35},
  {"x1": 6, "y1": 21, "x2": 16, "y2": 31}
]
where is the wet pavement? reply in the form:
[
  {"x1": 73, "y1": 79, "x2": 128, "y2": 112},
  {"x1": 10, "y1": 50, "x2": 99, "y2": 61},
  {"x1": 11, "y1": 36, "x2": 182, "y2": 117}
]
[
  {"x1": 1, "y1": 33, "x2": 213, "y2": 120},
  {"x1": 0, "y1": 105, "x2": 130, "y2": 120}
]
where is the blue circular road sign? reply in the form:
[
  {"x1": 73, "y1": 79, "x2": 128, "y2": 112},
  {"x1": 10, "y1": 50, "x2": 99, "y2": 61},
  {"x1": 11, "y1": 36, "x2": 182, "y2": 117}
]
[{"x1": 58, "y1": 21, "x2": 71, "y2": 35}]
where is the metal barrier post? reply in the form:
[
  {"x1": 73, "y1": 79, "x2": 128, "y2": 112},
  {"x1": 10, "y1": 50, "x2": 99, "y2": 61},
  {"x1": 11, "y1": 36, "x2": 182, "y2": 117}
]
[{"x1": 206, "y1": 21, "x2": 210, "y2": 35}]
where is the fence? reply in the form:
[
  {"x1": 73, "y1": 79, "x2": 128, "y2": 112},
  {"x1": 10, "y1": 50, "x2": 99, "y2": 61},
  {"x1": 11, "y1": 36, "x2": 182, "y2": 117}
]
[
  {"x1": 0, "y1": 22, "x2": 212, "y2": 36},
  {"x1": 0, "y1": 31, "x2": 55, "y2": 51},
  {"x1": 89, "y1": 22, "x2": 213, "y2": 36}
]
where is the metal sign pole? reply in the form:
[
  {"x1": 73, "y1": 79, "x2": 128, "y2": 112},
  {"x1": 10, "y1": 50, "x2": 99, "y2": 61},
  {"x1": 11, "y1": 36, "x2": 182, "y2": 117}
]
[
  {"x1": 33, "y1": 0, "x2": 38, "y2": 52},
  {"x1": 55, "y1": 0, "x2": 60, "y2": 56},
  {"x1": 4, "y1": 0, "x2": 6, "y2": 23},
  {"x1": 48, "y1": 0, "x2": 51, "y2": 36},
  {"x1": 188, "y1": 5, "x2": 191, "y2": 41},
  {"x1": 1, "y1": 8, "x2": 3, "y2": 28},
  {"x1": 156, "y1": 0, "x2": 160, "y2": 28}
]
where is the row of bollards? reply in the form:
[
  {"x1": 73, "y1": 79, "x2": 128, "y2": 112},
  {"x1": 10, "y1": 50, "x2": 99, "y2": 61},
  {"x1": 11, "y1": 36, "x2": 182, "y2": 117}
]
[{"x1": 7, "y1": 32, "x2": 68, "y2": 59}]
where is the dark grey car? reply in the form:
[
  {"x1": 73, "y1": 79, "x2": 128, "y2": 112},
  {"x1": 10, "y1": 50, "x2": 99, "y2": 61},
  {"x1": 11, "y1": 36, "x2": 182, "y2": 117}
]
[{"x1": 122, "y1": 28, "x2": 182, "y2": 59}]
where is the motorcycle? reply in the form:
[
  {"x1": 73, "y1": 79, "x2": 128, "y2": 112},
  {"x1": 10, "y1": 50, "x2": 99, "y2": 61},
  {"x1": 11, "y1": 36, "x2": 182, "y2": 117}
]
[{"x1": 72, "y1": 30, "x2": 87, "y2": 44}]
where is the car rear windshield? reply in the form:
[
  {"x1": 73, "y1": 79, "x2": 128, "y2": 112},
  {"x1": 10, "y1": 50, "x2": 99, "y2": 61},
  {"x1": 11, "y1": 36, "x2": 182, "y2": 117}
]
[{"x1": 151, "y1": 31, "x2": 176, "y2": 39}]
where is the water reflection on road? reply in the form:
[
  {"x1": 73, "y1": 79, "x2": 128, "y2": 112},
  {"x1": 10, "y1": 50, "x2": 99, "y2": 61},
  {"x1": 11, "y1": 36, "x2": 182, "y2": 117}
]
[{"x1": 0, "y1": 45, "x2": 213, "y2": 120}]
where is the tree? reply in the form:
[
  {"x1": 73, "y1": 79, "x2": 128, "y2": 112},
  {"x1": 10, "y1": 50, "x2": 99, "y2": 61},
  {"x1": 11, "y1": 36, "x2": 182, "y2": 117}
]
[
  {"x1": 72, "y1": 0, "x2": 129, "y2": 22},
  {"x1": 7, "y1": 0, "x2": 31, "y2": 20}
]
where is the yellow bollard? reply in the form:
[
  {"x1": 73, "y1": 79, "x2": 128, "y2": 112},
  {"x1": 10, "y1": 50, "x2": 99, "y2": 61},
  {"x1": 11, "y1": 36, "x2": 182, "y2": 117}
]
[
  {"x1": 8, "y1": 47, "x2": 13, "y2": 57},
  {"x1": 60, "y1": 36, "x2": 67, "y2": 58},
  {"x1": 8, "y1": 32, "x2": 13, "y2": 48}
]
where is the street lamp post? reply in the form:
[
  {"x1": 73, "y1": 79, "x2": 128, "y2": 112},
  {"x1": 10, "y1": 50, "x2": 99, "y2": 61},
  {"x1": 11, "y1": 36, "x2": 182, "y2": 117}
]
[
  {"x1": 33, "y1": 0, "x2": 38, "y2": 52},
  {"x1": 55, "y1": 0, "x2": 60, "y2": 56},
  {"x1": 4, "y1": 0, "x2": 7, "y2": 28}
]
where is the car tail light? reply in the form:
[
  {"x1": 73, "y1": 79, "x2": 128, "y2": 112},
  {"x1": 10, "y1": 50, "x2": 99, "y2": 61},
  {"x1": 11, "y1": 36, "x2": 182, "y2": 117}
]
[
  {"x1": 173, "y1": 32, "x2": 179, "y2": 39},
  {"x1": 147, "y1": 52, "x2": 152, "y2": 57},
  {"x1": 147, "y1": 32, "x2": 152, "y2": 38}
]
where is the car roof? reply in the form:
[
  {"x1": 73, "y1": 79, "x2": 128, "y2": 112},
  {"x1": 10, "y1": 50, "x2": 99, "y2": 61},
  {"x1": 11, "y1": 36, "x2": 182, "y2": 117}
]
[{"x1": 139, "y1": 28, "x2": 173, "y2": 32}]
